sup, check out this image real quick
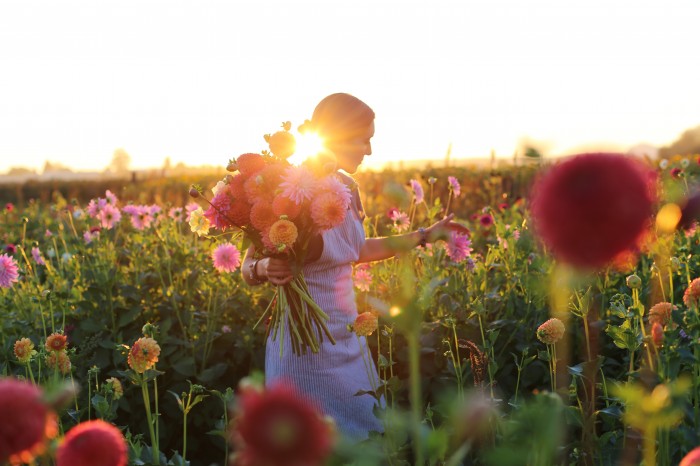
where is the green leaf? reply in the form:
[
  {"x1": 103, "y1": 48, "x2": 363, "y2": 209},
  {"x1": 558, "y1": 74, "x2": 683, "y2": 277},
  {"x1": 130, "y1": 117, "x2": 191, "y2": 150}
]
[{"x1": 172, "y1": 357, "x2": 196, "y2": 377}]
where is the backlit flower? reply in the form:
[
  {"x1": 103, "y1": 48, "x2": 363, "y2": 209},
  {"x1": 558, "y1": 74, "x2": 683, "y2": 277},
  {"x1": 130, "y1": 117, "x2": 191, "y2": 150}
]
[
  {"x1": 184, "y1": 202, "x2": 199, "y2": 222},
  {"x1": 0, "y1": 378, "x2": 57, "y2": 465},
  {"x1": 681, "y1": 447, "x2": 700, "y2": 466},
  {"x1": 232, "y1": 382, "x2": 333, "y2": 466},
  {"x1": 127, "y1": 337, "x2": 161, "y2": 374},
  {"x1": 14, "y1": 338, "x2": 35, "y2": 364},
  {"x1": 212, "y1": 243, "x2": 241, "y2": 273},
  {"x1": 188, "y1": 207, "x2": 211, "y2": 237},
  {"x1": 272, "y1": 195, "x2": 302, "y2": 220},
  {"x1": 268, "y1": 219, "x2": 298, "y2": 249},
  {"x1": 311, "y1": 192, "x2": 347, "y2": 230},
  {"x1": 410, "y1": 179, "x2": 424, "y2": 203},
  {"x1": 168, "y1": 207, "x2": 183, "y2": 221},
  {"x1": 104, "y1": 378, "x2": 123, "y2": 400},
  {"x1": 315, "y1": 175, "x2": 352, "y2": 208},
  {"x1": 0, "y1": 253, "x2": 19, "y2": 288},
  {"x1": 31, "y1": 247, "x2": 45, "y2": 266},
  {"x1": 45, "y1": 333, "x2": 67, "y2": 352},
  {"x1": 104, "y1": 190, "x2": 118, "y2": 205},
  {"x1": 250, "y1": 201, "x2": 278, "y2": 231},
  {"x1": 354, "y1": 312, "x2": 378, "y2": 337},
  {"x1": 683, "y1": 278, "x2": 700, "y2": 308},
  {"x1": 98, "y1": 204, "x2": 121, "y2": 230},
  {"x1": 204, "y1": 188, "x2": 240, "y2": 230},
  {"x1": 46, "y1": 351, "x2": 71, "y2": 375},
  {"x1": 448, "y1": 176, "x2": 461, "y2": 196},
  {"x1": 244, "y1": 163, "x2": 286, "y2": 203},
  {"x1": 235, "y1": 153, "x2": 267, "y2": 176},
  {"x1": 537, "y1": 318, "x2": 565, "y2": 344},
  {"x1": 388, "y1": 209, "x2": 410, "y2": 233},
  {"x1": 649, "y1": 302, "x2": 675, "y2": 327},
  {"x1": 445, "y1": 232, "x2": 472, "y2": 262},
  {"x1": 268, "y1": 131, "x2": 296, "y2": 159},
  {"x1": 279, "y1": 165, "x2": 316, "y2": 205},
  {"x1": 353, "y1": 265, "x2": 373, "y2": 292},
  {"x1": 530, "y1": 153, "x2": 655, "y2": 269},
  {"x1": 651, "y1": 322, "x2": 664, "y2": 348},
  {"x1": 56, "y1": 420, "x2": 128, "y2": 466}
]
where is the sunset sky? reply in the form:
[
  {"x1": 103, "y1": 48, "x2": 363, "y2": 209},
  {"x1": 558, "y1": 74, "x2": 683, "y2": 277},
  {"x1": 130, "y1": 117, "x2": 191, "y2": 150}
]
[{"x1": 1, "y1": 0, "x2": 699, "y2": 174}]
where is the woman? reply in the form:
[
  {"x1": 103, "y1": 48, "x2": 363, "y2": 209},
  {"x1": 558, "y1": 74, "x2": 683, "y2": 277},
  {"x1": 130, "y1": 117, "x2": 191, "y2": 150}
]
[{"x1": 242, "y1": 92, "x2": 466, "y2": 440}]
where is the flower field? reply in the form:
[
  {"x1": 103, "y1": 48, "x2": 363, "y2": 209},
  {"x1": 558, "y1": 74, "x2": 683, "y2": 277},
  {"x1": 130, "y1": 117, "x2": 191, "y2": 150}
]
[{"x1": 3, "y1": 154, "x2": 700, "y2": 465}]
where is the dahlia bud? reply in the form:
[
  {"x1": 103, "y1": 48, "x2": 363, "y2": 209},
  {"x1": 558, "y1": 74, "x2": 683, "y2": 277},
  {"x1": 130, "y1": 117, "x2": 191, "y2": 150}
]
[
  {"x1": 626, "y1": 274, "x2": 642, "y2": 289},
  {"x1": 670, "y1": 257, "x2": 681, "y2": 272},
  {"x1": 189, "y1": 187, "x2": 200, "y2": 199},
  {"x1": 226, "y1": 159, "x2": 238, "y2": 172}
]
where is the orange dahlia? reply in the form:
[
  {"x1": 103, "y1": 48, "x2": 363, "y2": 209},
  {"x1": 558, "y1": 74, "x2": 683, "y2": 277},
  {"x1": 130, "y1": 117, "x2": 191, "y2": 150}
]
[
  {"x1": 0, "y1": 378, "x2": 58, "y2": 465},
  {"x1": 536, "y1": 318, "x2": 565, "y2": 344},
  {"x1": 46, "y1": 351, "x2": 72, "y2": 375},
  {"x1": 311, "y1": 192, "x2": 347, "y2": 230},
  {"x1": 250, "y1": 201, "x2": 278, "y2": 231},
  {"x1": 268, "y1": 219, "x2": 298, "y2": 249},
  {"x1": 648, "y1": 302, "x2": 675, "y2": 327},
  {"x1": 683, "y1": 278, "x2": 700, "y2": 308},
  {"x1": 244, "y1": 163, "x2": 286, "y2": 203},
  {"x1": 45, "y1": 333, "x2": 67, "y2": 352},
  {"x1": 651, "y1": 322, "x2": 664, "y2": 348},
  {"x1": 127, "y1": 337, "x2": 161, "y2": 374},
  {"x1": 272, "y1": 195, "x2": 302, "y2": 220},
  {"x1": 13, "y1": 338, "x2": 35, "y2": 364},
  {"x1": 354, "y1": 312, "x2": 378, "y2": 337},
  {"x1": 56, "y1": 420, "x2": 128, "y2": 466},
  {"x1": 235, "y1": 153, "x2": 266, "y2": 176},
  {"x1": 267, "y1": 131, "x2": 296, "y2": 159}
]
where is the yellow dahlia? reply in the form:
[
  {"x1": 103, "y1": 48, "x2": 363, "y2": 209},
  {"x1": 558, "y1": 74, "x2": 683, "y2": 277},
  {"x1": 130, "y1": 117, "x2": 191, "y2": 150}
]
[
  {"x1": 14, "y1": 338, "x2": 36, "y2": 364},
  {"x1": 127, "y1": 337, "x2": 161, "y2": 374},
  {"x1": 268, "y1": 219, "x2": 298, "y2": 249},
  {"x1": 354, "y1": 312, "x2": 378, "y2": 337},
  {"x1": 104, "y1": 377, "x2": 123, "y2": 400},
  {"x1": 537, "y1": 318, "x2": 565, "y2": 345}
]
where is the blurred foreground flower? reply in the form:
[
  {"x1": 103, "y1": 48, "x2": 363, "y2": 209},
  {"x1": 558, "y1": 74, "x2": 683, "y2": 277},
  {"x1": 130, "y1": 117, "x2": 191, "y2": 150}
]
[
  {"x1": 0, "y1": 253, "x2": 19, "y2": 288},
  {"x1": 0, "y1": 378, "x2": 57, "y2": 464},
  {"x1": 681, "y1": 447, "x2": 700, "y2": 466},
  {"x1": 231, "y1": 382, "x2": 334, "y2": 466},
  {"x1": 56, "y1": 420, "x2": 128, "y2": 466},
  {"x1": 353, "y1": 312, "x2": 378, "y2": 337},
  {"x1": 530, "y1": 153, "x2": 655, "y2": 269}
]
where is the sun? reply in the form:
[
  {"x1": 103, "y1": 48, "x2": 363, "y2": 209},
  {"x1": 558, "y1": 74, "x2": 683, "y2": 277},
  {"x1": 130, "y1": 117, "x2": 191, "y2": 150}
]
[{"x1": 289, "y1": 131, "x2": 325, "y2": 165}]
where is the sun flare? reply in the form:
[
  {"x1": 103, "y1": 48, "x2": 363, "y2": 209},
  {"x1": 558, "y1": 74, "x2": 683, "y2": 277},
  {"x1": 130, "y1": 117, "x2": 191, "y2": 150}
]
[{"x1": 289, "y1": 131, "x2": 325, "y2": 165}]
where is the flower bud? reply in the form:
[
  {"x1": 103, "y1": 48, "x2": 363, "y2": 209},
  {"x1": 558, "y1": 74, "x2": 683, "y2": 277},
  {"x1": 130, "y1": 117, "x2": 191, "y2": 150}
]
[
  {"x1": 226, "y1": 159, "x2": 238, "y2": 172},
  {"x1": 189, "y1": 187, "x2": 200, "y2": 199},
  {"x1": 626, "y1": 274, "x2": 642, "y2": 289},
  {"x1": 670, "y1": 257, "x2": 681, "y2": 272}
]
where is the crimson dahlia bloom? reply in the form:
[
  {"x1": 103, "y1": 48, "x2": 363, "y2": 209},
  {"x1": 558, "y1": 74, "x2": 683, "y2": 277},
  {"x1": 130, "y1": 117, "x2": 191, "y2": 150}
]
[
  {"x1": 56, "y1": 420, "x2": 127, "y2": 466},
  {"x1": 232, "y1": 383, "x2": 333, "y2": 466},
  {"x1": 529, "y1": 153, "x2": 655, "y2": 269},
  {"x1": 0, "y1": 378, "x2": 57, "y2": 464}
]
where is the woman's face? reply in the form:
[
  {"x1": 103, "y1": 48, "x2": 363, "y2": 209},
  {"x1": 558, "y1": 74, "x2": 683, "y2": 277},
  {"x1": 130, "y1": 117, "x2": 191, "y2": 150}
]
[{"x1": 328, "y1": 121, "x2": 375, "y2": 174}]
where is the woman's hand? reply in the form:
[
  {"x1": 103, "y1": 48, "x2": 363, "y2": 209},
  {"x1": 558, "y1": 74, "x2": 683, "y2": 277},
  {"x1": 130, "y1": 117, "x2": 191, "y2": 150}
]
[
  {"x1": 261, "y1": 256, "x2": 294, "y2": 286},
  {"x1": 425, "y1": 213, "x2": 470, "y2": 242}
]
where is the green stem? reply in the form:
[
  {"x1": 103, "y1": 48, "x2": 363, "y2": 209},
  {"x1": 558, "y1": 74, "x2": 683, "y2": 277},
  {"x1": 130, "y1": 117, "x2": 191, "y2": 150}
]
[
  {"x1": 141, "y1": 378, "x2": 159, "y2": 465},
  {"x1": 407, "y1": 332, "x2": 424, "y2": 465}
]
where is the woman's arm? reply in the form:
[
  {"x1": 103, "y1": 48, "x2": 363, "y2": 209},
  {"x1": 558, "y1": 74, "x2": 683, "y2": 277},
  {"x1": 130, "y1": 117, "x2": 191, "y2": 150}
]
[{"x1": 357, "y1": 213, "x2": 468, "y2": 264}]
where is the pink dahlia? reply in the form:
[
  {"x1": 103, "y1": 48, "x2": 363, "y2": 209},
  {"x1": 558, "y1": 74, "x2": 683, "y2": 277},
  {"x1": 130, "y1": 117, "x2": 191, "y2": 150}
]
[
  {"x1": 311, "y1": 192, "x2": 347, "y2": 230},
  {"x1": 232, "y1": 382, "x2": 333, "y2": 466},
  {"x1": 98, "y1": 204, "x2": 121, "y2": 230},
  {"x1": 168, "y1": 207, "x2": 183, "y2": 221},
  {"x1": 445, "y1": 232, "x2": 472, "y2": 262},
  {"x1": 56, "y1": 420, "x2": 127, "y2": 466},
  {"x1": 279, "y1": 165, "x2": 317, "y2": 205},
  {"x1": 530, "y1": 153, "x2": 655, "y2": 269},
  {"x1": 0, "y1": 254, "x2": 19, "y2": 288},
  {"x1": 388, "y1": 209, "x2": 410, "y2": 233},
  {"x1": 212, "y1": 243, "x2": 241, "y2": 273},
  {"x1": 681, "y1": 447, "x2": 700, "y2": 466},
  {"x1": 31, "y1": 247, "x2": 45, "y2": 266},
  {"x1": 410, "y1": 179, "x2": 424, "y2": 203},
  {"x1": 184, "y1": 202, "x2": 200, "y2": 222},
  {"x1": 0, "y1": 378, "x2": 57, "y2": 465},
  {"x1": 205, "y1": 187, "x2": 251, "y2": 229},
  {"x1": 315, "y1": 175, "x2": 352, "y2": 208},
  {"x1": 479, "y1": 214, "x2": 494, "y2": 228},
  {"x1": 448, "y1": 176, "x2": 461, "y2": 196},
  {"x1": 353, "y1": 264, "x2": 373, "y2": 292}
]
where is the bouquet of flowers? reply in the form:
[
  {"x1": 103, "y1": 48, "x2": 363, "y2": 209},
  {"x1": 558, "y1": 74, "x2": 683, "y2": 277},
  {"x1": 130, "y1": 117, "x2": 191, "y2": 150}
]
[{"x1": 191, "y1": 122, "x2": 352, "y2": 356}]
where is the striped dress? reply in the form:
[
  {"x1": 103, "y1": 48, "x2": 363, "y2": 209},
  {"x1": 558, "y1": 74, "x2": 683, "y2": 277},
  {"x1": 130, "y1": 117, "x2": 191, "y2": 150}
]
[{"x1": 265, "y1": 174, "x2": 384, "y2": 440}]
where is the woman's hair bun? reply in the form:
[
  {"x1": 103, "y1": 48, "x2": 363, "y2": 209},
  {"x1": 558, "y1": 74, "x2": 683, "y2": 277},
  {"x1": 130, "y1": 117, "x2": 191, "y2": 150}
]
[{"x1": 297, "y1": 119, "x2": 315, "y2": 134}]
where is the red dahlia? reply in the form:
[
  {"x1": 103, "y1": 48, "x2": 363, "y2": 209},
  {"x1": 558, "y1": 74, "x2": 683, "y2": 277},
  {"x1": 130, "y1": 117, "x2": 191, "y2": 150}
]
[
  {"x1": 529, "y1": 153, "x2": 656, "y2": 269},
  {"x1": 56, "y1": 420, "x2": 127, "y2": 466},
  {"x1": 205, "y1": 188, "x2": 251, "y2": 230},
  {"x1": 0, "y1": 378, "x2": 57, "y2": 465},
  {"x1": 232, "y1": 383, "x2": 333, "y2": 466}
]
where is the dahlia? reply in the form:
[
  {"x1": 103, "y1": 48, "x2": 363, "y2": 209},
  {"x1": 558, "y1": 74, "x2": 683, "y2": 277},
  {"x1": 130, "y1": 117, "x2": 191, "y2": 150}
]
[
  {"x1": 684, "y1": 278, "x2": 700, "y2": 308},
  {"x1": 479, "y1": 214, "x2": 494, "y2": 228},
  {"x1": 448, "y1": 176, "x2": 461, "y2": 196},
  {"x1": 315, "y1": 175, "x2": 352, "y2": 208},
  {"x1": 46, "y1": 351, "x2": 71, "y2": 375},
  {"x1": 268, "y1": 131, "x2": 296, "y2": 159},
  {"x1": 279, "y1": 165, "x2": 317, "y2": 205},
  {"x1": 104, "y1": 190, "x2": 118, "y2": 205},
  {"x1": 311, "y1": 192, "x2": 347, "y2": 230},
  {"x1": 4, "y1": 244, "x2": 16, "y2": 255},
  {"x1": 168, "y1": 207, "x2": 183, "y2": 221},
  {"x1": 388, "y1": 209, "x2": 410, "y2": 233},
  {"x1": 212, "y1": 243, "x2": 242, "y2": 273},
  {"x1": 232, "y1": 383, "x2": 333, "y2": 466},
  {"x1": 56, "y1": 420, "x2": 128, "y2": 466},
  {"x1": 188, "y1": 207, "x2": 211, "y2": 237},
  {"x1": 31, "y1": 247, "x2": 45, "y2": 266},
  {"x1": 651, "y1": 322, "x2": 664, "y2": 348},
  {"x1": 353, "y1": 265, "x2": 373, "y2": 292},
  {"x1": 250, "y1": 201, "x2": 278, "y2": 231},
  {"x1": 98, "y1": 204, "x2": 121, "y2": 230},
  {"x1": 272, "y1": 195, "x2": 302, "y2": 220},
  {"x1": 45, "y1": 333, "x2": 68, "y2": 352},
  {"x1": 445, "y1": 231, "x2": 472, "y2": 262},
  {"x1": 0, "y1": 253, "x2": 19, "y2": 288},
  {"x1": 268, "y1": 219, "x2": 298, "y2": 249},
  {"x1": 537, "y1": 318, "x2": 566, "y2": 345},
  {"x1": 184, "y1": 202, "x2": 200, "y2": 222},
  {"x1": 235, "y1": 153, "x2": 267, "y2": 176},
  {"x1": 354, "y1": 312, "x2": 378, "y2": 337},
  {"x1": 127, "y1": 337, "x2": 161, "y2": 374},
  {"x1": 229, "y1": 173, "x2": 250, "y2": 201},
  {"x1": 104, "y1": 377, "x2": 123, "y2": 400},
  {"x1": 13, "y1": 338, "x2": 35, "y2": 364},
  {"x1": 410, "y1": 179, "x2": 424, "y2": 203},
  {"x1": 204, "y1": 189, "x2": 237, "y2": 230},
  {"x1": 681, "y1": 447, "x2": 700, "y2": 466},
  {"x1": 529, "y1": 153, "x2": 655, "y2": 269},
  {"x1": 0, "y1": 378, "x2": 57, "y2": 465},
  {"x1": 649, "y1": 302, "x2": 675, "y2": 327},
  {"x1": 4, "y1": 202, "x2": 13, "y2": 213}
]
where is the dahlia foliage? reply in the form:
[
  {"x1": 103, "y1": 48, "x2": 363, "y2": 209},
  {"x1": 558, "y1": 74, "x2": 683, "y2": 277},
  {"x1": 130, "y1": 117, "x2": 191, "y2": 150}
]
[{"x1": 192, "y1": 121, "x2": 356, "y2": 355}]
